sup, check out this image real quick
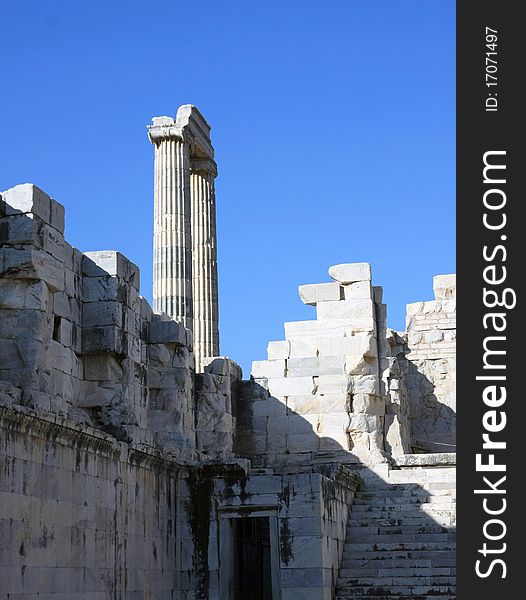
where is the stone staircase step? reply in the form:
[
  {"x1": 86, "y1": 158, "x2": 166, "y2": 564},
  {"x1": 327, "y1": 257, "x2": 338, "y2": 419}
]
[
  {"x1": 349, "y1": 507, "x2": 456, "y2": 517},
  {"x1": 342, "y1": 541, "x2": 456, "y2": 556},
  {"x1": 335, "y1": 596, "x2": 456, "y2": 600},
  {"x1": 336, "y1": 470, "x2": 456, "y2": 599},
  {"x1": 335, "y1": 585, "x2": 456, "y2": 596},
  {"x1": 347, "y1": 524, "x2": 452, "y2": 535},
  {"x1": 341, "y1": 556, "x2": 456, "y2": 569},
  {"x1": 347, "y1": 532, "x2": 455, "y2": 543},
  {"x1": 338, "y1": 566, "x2": 455, "y2": 578},
  {"x1": 350, "y1": 516, "x2": 454, "y2": 527},
  {"x1": 353, "y1": 497, "x2": 455, "y2": 507}
]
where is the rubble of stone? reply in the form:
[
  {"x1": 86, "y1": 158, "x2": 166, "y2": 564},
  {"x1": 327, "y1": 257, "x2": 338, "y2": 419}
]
[{"x1": 0, "y1": 114, "x2": 456, "y2": 598}]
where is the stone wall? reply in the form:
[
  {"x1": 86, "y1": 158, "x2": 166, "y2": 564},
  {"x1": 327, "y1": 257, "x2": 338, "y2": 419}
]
[
  {"x1": 0, "y1": 406, "x2": 180, "y2": 599},
  {"x1": 1, "y1": 181, "x2": 456, "y2": 599},
  {"x1": 403, "y1": 275, "x2": 456, "y2": 452},
  {"x1": 176, "y1": 467, "x2": 360, "y2": 600},
  {"x1": 236, "y1": 262, "x2": 414, "y2": 466},
  {"x1": 0, "y1": 183, "x2": 242, "y2": 599}
]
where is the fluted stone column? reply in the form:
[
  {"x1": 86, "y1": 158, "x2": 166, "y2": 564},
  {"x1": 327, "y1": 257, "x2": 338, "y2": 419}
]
[
  {"x1": 148, "y1": 106, "x2": 220, "y2": 371},
  {"x1": 190, "y1": 158, "x2": 220, "y2": 371},
  {"x1": 149, "y1": 117, "x2": 193, "y2": 331}
]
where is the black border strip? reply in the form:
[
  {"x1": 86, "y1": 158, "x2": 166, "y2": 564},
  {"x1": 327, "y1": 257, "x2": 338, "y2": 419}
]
[{"x1": 457, "y1": 2, "x2": 522, "y2": 596}]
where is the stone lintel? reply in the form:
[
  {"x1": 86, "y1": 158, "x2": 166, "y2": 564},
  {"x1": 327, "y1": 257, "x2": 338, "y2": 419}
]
[{"x1": 190, "y1": 157, "x2": 218, "y2": 177}]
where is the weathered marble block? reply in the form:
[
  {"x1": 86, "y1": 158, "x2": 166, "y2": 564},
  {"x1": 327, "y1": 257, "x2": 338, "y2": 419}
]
[{"x1": 328, "y1": 262, "x2": 372, "y2": 284}]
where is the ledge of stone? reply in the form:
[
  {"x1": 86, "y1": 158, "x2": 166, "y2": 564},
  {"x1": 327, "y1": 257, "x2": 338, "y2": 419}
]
[{"x1": 392, "y1": 452, "x2": 456, "y2": 467}]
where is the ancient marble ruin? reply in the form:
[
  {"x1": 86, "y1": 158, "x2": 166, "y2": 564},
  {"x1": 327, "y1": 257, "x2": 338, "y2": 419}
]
[{"x1": 0, "y1": 105, "x2": 456, "y2": 599}]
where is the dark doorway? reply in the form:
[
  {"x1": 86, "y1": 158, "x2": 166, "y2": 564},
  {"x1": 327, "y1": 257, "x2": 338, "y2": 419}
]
[{"x1": 232, "y1": 516, "x2": 273, "y2": 599}]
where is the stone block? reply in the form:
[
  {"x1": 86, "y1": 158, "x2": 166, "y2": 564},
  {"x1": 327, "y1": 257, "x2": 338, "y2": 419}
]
[
  {"x1": 343, "y1": 280, "x2": 373, "y2": 300},
  {"x1": 287, "y1": 394, "x2": 320, "y2": 415},
  {"x1": 317, "y1": 374, "x2": 348, "y2": 395},
  {"x1": 347, "y1": 414, "x2": 382, "y2": 433},
  {"x1": 267, "y1": 339, "x2": 290, "y2": 360},
  {"x1": 433, "y1": 274, "x2": 456, "y2": 300},
  {"x1": 78, "y1": 383, "x2": 123, "y2": 408},
  {"x1": 149, "y1": 316, "x2": 187, "y2": 346},
  {"x1": 50, "y1": 197, "x2": 65, "y2": 233},
  {"x1": 82, "y1": 301, "x2": 123, "y2": 328},
  {"x1": 298, "y1": 282, "x2": 342, "y2": 305},
  {"x1": 318, "y1": 334, "x2": 376, "y2": 358},
  {"x1": 284, "y1": 320, "x2": 319, "y2": 339},
  {"x1": 82, "y1": 251, "x2": 140, "y2": 290},
  {"x1": 0, "y1": 247, "x2": 64, "y2": 291},
  {"x1": 352, "y1": 393, "x2": 385, "y2": 415},
  {"x1": 373, "y1": 285, "x2": 383, "y2": 303},
  {"x1": 286, "y1": 433, "x2": 320, "y2": 454},
  {"x1": 348, "y1": 374, "x2": 378, "y2": 394},
  {"x1": 289, "y1": 338, "x2": 318, "y2": 358},
  {"x1": 82, "y1": 275, "x2": 121, "y2": 303},
  {"x1": 268, "y1": 376, "x2": 315, "y2": 398},
  {"x1": 319, "y1": 412, "x2": 350, "y2": 436},
  {"x1": 0, "y1": 381, "x2": 22, "y2": 406},
  {"x1": 0, "y1": 279, "x2": 49, "y2": 310},
  {"x1": 53, "y1": 317, "x2": 74, "y2": 347},
  {"x1": 251, "y1": 359, "x2": 286, "y2": 379},
  {"x1": 1, "y1": 184, "x2": 52, "y2": 225},
  {"x1": 81, "y1": 326, "x2": 123, "y2": 355},
  {"x1": 48, "y1": 340, "x2": 77, "y2": 375},
  {"x1": 317, "y1": 355, "x2": 346, "y2": 375},
  {"x1": 83, "y1": 355, "x2": 122, "y2": 382},
  {"x1": 344, "y1": 354, "x2": 377, "y2": 376},
  {"x1": 203, "y1": 356, "x2": 242, "y2": 379},
  {"x1": 316, "y1": 298, "x2": 374, "y2": 322},
  {"x1": 329, "y1": 262, "x2": 372, "y2": 284},
  {"x1": 318, "y1": 393, "x2": 348, "y2": 413},
  {"x1": 286, "y1": 356, "x2": 319, "y2": 377}
]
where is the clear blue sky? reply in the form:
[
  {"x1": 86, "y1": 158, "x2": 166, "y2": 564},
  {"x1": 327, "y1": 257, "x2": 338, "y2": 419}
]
[{"x1": 0, "y1": 1, "x2": 455, "y2": 375}]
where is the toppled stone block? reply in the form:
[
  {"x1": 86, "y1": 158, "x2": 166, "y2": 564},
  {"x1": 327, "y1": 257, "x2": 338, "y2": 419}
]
[
  {"x1": 298, "y1": 282, "x2": 342, "y2": 305},
  {"x1": 329, "y1": 262, "x2": 372, "y2": 284}
]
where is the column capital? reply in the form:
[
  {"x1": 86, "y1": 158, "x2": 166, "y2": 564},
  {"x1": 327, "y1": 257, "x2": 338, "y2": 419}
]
[
  {"x1": 147, "y1": 105, "x2": 215, "y2": 159},
  {"x1": 190, "y1": 158, "x2": 218, "y2": 178},
  {"x1": 147, "y1": 117, "x2": 187, "y2": 144}
]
